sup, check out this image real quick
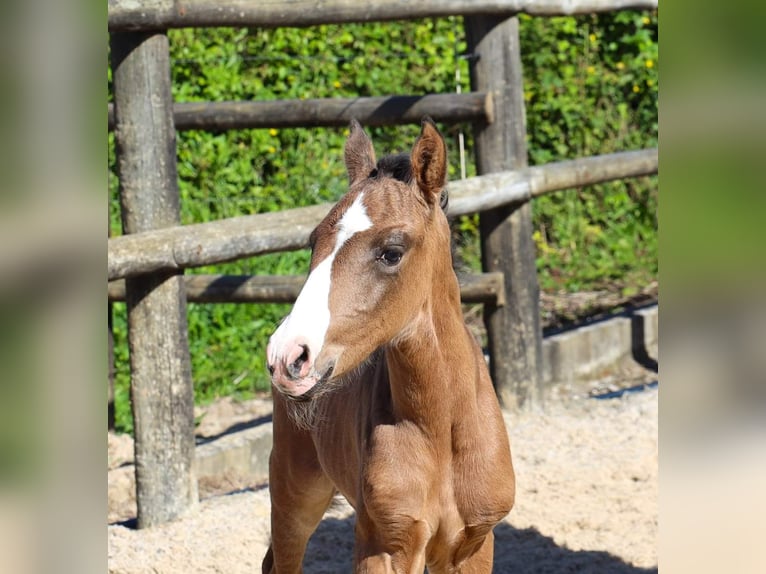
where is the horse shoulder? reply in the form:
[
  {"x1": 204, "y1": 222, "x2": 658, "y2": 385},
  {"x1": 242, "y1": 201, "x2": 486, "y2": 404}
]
[
  {"x1": 451, "y1": 376, "x2": 515, "y2": 529},
  {"x1": 361, "y1": 421, "x2": 437, "y2": 520}
]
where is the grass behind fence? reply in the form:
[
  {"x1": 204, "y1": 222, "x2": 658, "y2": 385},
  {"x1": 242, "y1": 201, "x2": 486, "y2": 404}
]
[{"x1": 109, "y1": 13, "x2": 658, "y2": 434}]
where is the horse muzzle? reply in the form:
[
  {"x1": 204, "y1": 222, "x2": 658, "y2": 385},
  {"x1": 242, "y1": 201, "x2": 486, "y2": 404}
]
[{"x1": 267, "y1": 338, "x2": 335, "y2": 399}]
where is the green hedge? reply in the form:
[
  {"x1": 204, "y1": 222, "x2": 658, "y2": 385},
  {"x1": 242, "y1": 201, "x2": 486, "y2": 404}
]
[
  {"x1": 109, "y1": 13, "x2": 658, "y2": 433},
  {"x1": 523, "y1": 12, "x2": 658, "y2": 292}
]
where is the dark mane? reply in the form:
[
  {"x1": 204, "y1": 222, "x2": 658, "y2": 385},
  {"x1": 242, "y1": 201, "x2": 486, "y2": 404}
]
[
  {"x1": 375, "y1": 153, "x2": 449, "y2": 211},
  {"x1": 375, "y1": 153, "x2": 412, "y2": 183}
]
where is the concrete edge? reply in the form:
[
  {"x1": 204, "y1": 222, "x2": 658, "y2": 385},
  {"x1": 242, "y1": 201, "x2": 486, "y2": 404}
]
[
  {"x1": 195, "y1": 421, "x2": 273, "y2": 483},
  {"x1": 542, "y1": 303, "x2": 658, "y2": 386}
]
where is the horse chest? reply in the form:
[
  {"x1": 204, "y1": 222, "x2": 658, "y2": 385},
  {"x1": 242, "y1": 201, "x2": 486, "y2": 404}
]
[{"x1": 359, "y1": 420, "x2": 508, "y2": 532}]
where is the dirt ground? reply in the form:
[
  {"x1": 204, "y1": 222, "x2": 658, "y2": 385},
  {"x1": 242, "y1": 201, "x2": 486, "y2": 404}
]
[{"x1": 108, "y1": 363, "x2": 658, "y2": 573}]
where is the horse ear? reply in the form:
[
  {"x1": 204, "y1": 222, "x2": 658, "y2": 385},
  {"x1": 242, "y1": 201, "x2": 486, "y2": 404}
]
[
  {"x1": 411, "y1": 117, "x2": 447, "y2": 205},
  {"x1": 344, "y1": 119, "x2": 377, "y2": 185}
]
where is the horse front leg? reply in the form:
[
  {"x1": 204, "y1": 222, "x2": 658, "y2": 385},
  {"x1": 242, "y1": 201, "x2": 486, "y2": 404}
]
[
  {"x1": 263, "y1": 473, "x2": 335, "y2": 574},
  {"x1": 263, "y1": 397, "x2": 335, "y2": 574},
  {"x1": 452, "y1": 529, "x2": 494, "y2": 574},
  {"x1": 353, "y1": 510, "x2": 430, "y2": 574}
]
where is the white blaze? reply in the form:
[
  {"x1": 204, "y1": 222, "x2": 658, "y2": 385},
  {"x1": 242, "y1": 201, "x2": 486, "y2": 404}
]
[{"x1": 268, "y1": 193, "x2": 372, "y2": 367}]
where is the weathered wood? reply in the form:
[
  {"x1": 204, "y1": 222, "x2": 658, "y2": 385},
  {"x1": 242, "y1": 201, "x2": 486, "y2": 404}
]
[
  {"x1": 466, "y1": 15, "x2": 542, "y2": 410},
  {"x1": 108, "y1": 224, "x2": 115, "y2": 431},
  {"x1": 107, "y1": 93, "x2": 492, "y2": 131},
  {"x1": 109, "y1": 271, "x2": 507, "y2": 305},
  {"x1": 111, "y1": 30, "x2": 197, "y2": 528},
  {"x1": 108, "y1": 0, "x2": 659, "y2": 31},
  {"x1": 108, "y1": 303, "x2": 115, "y2": 430},
  {"x1": 107, "y1": 149, "x2": 657, "y2": 280},
  {"x1": 109, "y1": 203, "x2": 333, "y2": 280},
  {"x1": 456, "y1": 271, "x2": 507, "y2": 306},
  {"x1": 109, "y1": 274, "x2": 306, "y2": 303},
  {"x1": 447, "y1": 148, "x2": 658, "y2": 215}
]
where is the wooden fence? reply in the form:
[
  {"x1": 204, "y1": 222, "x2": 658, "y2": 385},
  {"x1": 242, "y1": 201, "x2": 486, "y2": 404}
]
[{"x1": 108, "y1": 0, "x2": 658, "y2": 527}]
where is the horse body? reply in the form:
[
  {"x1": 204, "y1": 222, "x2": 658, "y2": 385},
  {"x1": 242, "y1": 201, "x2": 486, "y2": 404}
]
[{"x1": 264, "y1": 119, "x2": 514, "y2": 573}]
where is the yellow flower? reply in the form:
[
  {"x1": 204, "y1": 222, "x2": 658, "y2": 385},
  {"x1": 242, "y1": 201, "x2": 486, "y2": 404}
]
[
  {"x1": 333, "y1": 80, "x2": 342, "y2": 89},
  {"x1": 616, "y1": 62, "x2": 625, "y2": 70},
  {"x1": 646, "y1": 79, "x2": 655, "y2": 87},
  {"x1": 586, "y1": 65, "x2": 595, "y2": 75},
  {"x1": 589, "y1": 33, "x2": 596, "y2": 43},
  {"x1": 585, "y1": 224, "x2": 603, "y2": 239},
  {"x1": 632, "y1": 85, "x2": 640, "y2": 93},
  {"x1": 645, "y1": 59, "x2": 654, "y2": 68},
  {"x1": 532, "y1": 230, "x2": 552, "y2": 254},
  {"x1": 643, "y1": 16, "x2": 651, "y2": 25},
  {"x1": 269, "y1": 128, "x2": 278, "y2": 137},
  {"x1": 268, "y1": 146, "x2": 276, "y2": 154}
]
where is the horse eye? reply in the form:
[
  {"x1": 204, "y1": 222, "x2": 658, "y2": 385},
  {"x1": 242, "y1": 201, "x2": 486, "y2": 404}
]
[
  {"x1": 439, "y1": 189, "x2": 449, "y2": 210},
  {"x1": 378, "y1": 248, "x2": 403, "y2": 267}
]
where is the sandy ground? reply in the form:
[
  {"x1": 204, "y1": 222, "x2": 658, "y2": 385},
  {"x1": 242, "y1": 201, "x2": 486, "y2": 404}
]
[{"x1": 108, "y1": 369, "x2": 657, "y2": 574}]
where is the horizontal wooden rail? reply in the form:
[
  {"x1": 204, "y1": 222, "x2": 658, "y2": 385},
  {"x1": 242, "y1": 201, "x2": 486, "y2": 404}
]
[
  {"x1": 108, "y1": 148, "x2": 657, "y2": 281},
  {"x1": 447, "y1": 147, "x2": 658, "y2": 215},
  {"x1": 107, "y1": 93, "x2": 492, "y2": 131},
  {"x1": 109, "y1": 203, "x2": 332, "y2": 281},
  {"x1": 108, "y1": 0, "x2": 659, "y2": 31},
  {"x1": 108, "y1": 271, "x2": 507, "y2": 305}
]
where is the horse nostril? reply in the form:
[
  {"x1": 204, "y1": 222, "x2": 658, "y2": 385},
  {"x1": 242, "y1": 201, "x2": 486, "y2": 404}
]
[
  {"x1": 286, "y1": 344, "x2": 310, "y2": 379},
  {"x1": 267, "y1": 363, "x2": 275, "y2": 376}
]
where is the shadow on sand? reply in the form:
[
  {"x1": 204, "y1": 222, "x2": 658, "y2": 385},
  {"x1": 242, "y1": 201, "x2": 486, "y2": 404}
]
[{"x1": 303, "y1": 515, "x2": 657, "y2": 574}]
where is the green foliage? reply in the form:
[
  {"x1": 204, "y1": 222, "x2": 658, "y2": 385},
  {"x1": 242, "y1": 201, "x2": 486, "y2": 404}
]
[
  {"x1": 108, "y1": 13, "x2": 658, "y2": 433},
  {"x1": 521, "y1": 11, "x2": 658, "y2": 291}
]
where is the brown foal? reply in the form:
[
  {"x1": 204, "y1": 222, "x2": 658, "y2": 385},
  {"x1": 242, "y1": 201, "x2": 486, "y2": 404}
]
[{"x1": 264, "y1": 119, "x2": 514, "y2": 573}]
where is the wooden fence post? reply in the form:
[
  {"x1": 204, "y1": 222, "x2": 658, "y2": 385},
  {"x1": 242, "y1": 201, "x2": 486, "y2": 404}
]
[
  {"x1": 110, "y1": 30, "x2": 198, "y2": 527},
  {"x1": 108, "y1": 224, "x2": 116, "y2": 430},
  {"x1": 465, "y1": 15, "x2": 543, "y2": 410},
  {"x1": 108, "y1": 302, "x2": 115, "y2": 430}
]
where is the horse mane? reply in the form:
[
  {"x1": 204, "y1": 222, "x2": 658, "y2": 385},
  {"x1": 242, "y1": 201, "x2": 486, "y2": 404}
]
[
  {"x1": 375, "y1": 153, "x2": 449, "y2": 211},
  {"x1": 375, "y1": 153, "x2": 412, "y2": 183}
]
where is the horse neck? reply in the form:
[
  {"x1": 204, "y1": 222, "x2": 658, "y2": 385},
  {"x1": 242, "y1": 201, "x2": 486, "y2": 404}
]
[{"x1": 384, "y1": 262, "x2": 479, "y2": 432}]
